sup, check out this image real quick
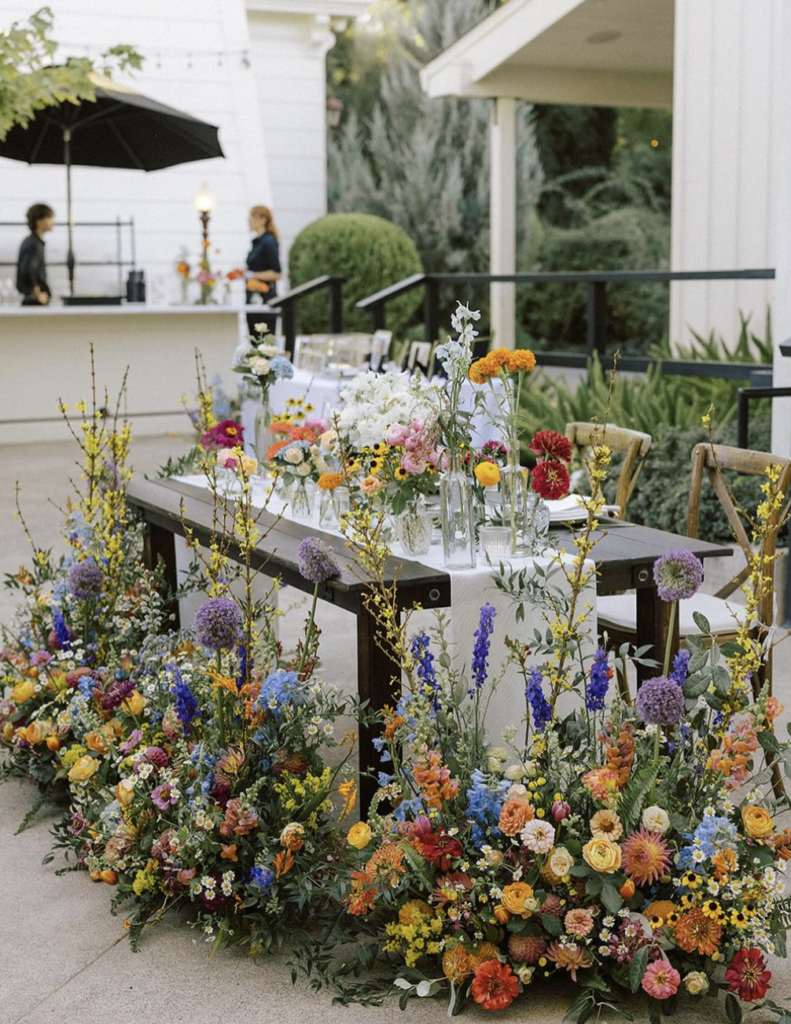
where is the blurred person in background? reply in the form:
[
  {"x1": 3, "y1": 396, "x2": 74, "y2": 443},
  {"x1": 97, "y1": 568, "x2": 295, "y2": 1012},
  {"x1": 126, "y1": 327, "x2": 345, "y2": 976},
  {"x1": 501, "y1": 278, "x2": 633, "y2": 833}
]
[
  {"x1": 245, "y1": 204, "x2": 281, "y2": 336},
  {"x1": 16, "y1": 203, "x2": 54, "y2": 305}
]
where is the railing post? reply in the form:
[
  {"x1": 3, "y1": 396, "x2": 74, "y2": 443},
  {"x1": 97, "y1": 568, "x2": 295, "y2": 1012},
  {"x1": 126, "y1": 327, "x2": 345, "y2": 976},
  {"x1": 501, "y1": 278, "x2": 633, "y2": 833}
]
[
  {"x1": 281, "y1": 301, "x2": 296, "y2": 356},
  {"x1": 371, "y1": 304, "x2": 386, "y2": 332},
  {"x1": 737, "y1": 388, "x2": 749, "y2": 449},
  {"x1": 586, "y1": 280, "x2": 608, "y2": 357},
  {"x1": 329, "y1": 278, "x2": 343, "y2": 333},
  {"x1": 424, "y1": 276, "x2": 440, "y2": 344}
]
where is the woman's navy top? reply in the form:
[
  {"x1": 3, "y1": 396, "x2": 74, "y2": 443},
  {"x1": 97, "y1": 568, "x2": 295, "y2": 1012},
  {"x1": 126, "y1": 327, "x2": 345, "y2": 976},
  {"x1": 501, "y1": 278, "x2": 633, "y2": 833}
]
[{"x1": 246, "y1": 231, "x2": 281, "y2": 299}]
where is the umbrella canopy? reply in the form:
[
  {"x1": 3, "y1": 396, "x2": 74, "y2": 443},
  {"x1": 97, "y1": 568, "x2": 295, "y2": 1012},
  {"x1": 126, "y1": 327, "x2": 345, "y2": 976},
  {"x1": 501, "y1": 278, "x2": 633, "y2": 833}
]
[{"x1": 0, "y1": 73, "x2": 224, "y2": 293}]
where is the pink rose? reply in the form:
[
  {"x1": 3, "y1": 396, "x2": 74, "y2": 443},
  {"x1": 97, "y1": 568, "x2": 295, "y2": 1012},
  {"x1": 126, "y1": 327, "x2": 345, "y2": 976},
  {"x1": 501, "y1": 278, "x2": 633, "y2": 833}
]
[
  {"x1": 401, "y1": 452, "x2": 426, "y2": 475},
  {"x1": 385, "y1": 424, "x2": 410, "y2": 446}
]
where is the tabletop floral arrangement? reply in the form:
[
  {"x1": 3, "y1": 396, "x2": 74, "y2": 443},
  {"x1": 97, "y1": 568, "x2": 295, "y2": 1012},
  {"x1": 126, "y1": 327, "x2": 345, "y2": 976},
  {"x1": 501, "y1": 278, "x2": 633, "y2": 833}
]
[{"x1": 336, "y1": 370, "x2": 442, "y2": 452}]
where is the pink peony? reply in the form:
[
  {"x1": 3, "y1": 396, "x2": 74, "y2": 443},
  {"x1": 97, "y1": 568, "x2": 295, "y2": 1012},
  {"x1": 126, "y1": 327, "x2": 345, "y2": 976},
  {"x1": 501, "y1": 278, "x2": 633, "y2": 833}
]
[
  {"x1": 641, "y1": 960, "x2": 681, "y2": 1000},
  {"x1": 385, "y1": 424, "x2": 410, "y2": 446},
  {"x1": 400, "y1": 451, "x2": 426, "y2": 475}
]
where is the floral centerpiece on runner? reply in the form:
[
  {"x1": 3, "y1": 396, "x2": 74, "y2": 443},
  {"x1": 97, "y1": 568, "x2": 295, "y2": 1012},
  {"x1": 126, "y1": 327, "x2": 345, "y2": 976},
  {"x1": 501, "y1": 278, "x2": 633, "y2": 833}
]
[{"x1": 233, "y1": 325, "x2": 294, "y2": 464}]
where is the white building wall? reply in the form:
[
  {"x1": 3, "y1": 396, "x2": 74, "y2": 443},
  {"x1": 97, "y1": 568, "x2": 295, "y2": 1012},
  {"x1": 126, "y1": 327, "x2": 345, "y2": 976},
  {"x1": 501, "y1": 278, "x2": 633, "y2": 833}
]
[
  {"x1": 670, "y1": 0, "x2": 780, "y2": 349},
  {"x1": 771, "y1": 1, "x2": 791, "y2": 456},
  {"x1": 246, "y1": 10, "x2": 335, "y2": 280},
  {"x1": 0, "y1": 0, "x2": 271, "y2": 306}
]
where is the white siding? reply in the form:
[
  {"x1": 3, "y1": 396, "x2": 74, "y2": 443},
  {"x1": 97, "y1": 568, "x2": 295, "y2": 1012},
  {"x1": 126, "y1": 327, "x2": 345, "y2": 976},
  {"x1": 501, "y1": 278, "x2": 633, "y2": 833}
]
[{"x1": 670, "y1": 0, "x2": 780, "y2": 349}]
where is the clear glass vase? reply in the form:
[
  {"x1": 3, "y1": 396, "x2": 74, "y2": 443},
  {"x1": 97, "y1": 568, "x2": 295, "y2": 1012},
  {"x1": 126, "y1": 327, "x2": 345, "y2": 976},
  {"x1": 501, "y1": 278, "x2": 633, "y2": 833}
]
[
  {"x1": 253, "y1": 389, "x2": 271, "y2": 475},
  {"x1": 525, "y1": 492, "x2": 551, "y2": 555},
  {"x1": 289, "y1": 479, "x2": 314, "y2": 520},
  {"x1": 440, "y1": 452, "x2": 477, "y2": 569},
  {"x1": 498, "y1": 455, "x2": 529, "y2": 555},
  {"x1": 395, "y1": 500, "x2": 434, "y2": 557}
]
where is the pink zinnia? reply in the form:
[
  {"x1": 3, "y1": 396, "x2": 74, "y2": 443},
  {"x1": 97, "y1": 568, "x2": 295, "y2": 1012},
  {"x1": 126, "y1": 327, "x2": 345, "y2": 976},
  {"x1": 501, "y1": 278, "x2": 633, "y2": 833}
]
[
  {"x1": 564, "y1": 908, "x2": 595, "y2": 938},
  {"x1": 641, "y1": 960, "x2": 681, "y2": 1000}
]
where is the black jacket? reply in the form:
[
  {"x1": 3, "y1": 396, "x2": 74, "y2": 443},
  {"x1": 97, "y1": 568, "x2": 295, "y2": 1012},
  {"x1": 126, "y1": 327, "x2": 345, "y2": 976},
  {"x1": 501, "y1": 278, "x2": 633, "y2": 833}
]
[
  {"x1": 246, "y1": 231, "x2": 280, "y2": 300},
  {"x1": 16, "y1": 233, "x2": 50, "y2": 300}
]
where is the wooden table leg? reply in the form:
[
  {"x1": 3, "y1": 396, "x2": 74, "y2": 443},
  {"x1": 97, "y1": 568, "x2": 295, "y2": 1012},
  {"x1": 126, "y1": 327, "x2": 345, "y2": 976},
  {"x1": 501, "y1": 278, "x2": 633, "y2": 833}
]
[
  {"x1": 635, "y1": 586, "x2": 678, "y2": 685},
  {"x1": 357, "y1": 601, "x2": 402, "y2": 811},
  {"x1": 142, "y1": 521, "x2": 181, "y2": 629}
]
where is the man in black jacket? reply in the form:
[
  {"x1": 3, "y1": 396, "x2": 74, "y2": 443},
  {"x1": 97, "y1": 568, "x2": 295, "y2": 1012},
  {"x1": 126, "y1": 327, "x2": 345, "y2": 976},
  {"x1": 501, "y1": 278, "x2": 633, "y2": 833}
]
[{"x1": 16, "y1": 203, "x2": 54, "y2": 305}]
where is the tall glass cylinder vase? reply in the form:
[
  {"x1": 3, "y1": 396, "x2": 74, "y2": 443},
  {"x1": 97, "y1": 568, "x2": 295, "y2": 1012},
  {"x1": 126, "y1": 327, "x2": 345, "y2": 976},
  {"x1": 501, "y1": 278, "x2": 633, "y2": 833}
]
[
  {"x1": 498, "y1": 446, "x2": 528, "y2": 555},
  {"x1": 440, "y1": 451, "x2": 477, "y2": 569},
  {"x1": 524, "y1": 492, "x2": 551, "y2": 555},
  {"x1": 254, "y1": 389, "x2": 271, "y2": 476}
]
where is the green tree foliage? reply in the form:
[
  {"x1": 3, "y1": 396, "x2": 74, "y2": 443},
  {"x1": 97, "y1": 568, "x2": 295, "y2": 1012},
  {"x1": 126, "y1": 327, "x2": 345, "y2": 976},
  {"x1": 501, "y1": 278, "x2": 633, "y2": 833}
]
[
  {"x1": 0, "y1": 7, "x2": 142, "y2": 142},
  {"x1": 288, "y1": 213, "x2": 423, "y2": 334}
]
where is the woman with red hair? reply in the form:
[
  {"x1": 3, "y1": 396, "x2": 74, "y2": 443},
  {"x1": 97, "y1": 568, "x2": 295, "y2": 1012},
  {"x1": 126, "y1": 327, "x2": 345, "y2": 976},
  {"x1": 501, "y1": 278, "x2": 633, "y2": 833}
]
[{"x1": 245, "y1": 205, "x2": 282, "y2": 335}]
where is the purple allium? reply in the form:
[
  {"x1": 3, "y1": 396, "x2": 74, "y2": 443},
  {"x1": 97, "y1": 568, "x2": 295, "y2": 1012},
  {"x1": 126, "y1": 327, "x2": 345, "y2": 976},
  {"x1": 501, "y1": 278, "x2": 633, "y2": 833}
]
[
  {"x1": 653, "y1": 549, "x2": 704, "y2": 603},
  {"x1": 586, "y1": 647, "x2": 611, "y2": 711},
  {"x1": 669, "y1": 648, "x2": 691, "y2": 687},
  {"x1": 297, "y1": 537, "x2": 340, "y2": 584},
  {"x1": 526, "y1": 668, "x2": 552, "y2": 732},
  {"x1": 636, "y1": 675, "x2": 686, "y2": 726},
  {"x1": 68, "y1": 562, "x2": 104, "y2": 601},
  {"x1": 151, "y1": 781, "x2": 179, "y2": 810},
  {"x1": 469, "y1": 603, "x2": 497, "y2": 696},
  {"x1": 101, "y1": 675, "x2": 136, "y2": 711},
  {"x1": 194, "y1": 597, "x2": 242, "y2": 651}
]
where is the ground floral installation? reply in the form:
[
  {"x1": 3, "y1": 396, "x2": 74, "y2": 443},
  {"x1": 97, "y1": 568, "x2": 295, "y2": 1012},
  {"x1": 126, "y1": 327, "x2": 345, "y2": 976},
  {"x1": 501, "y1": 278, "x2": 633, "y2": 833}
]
[
  {"x1": 1, "y1": 360, "x2": 361, "y2": 953},
  {"x1": 2, "y1": 325, "x2": 791, "y2": 1023}
]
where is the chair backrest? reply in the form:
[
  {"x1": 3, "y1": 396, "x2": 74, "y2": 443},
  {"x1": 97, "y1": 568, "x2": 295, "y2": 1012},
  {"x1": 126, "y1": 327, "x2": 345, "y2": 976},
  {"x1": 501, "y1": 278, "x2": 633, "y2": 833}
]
[
  {"x1": 565, "y1": 421, "x2": 653, "y2": 520},
  {"x1": 687, "y1": 443, "x2": 791, "y2": 624}
]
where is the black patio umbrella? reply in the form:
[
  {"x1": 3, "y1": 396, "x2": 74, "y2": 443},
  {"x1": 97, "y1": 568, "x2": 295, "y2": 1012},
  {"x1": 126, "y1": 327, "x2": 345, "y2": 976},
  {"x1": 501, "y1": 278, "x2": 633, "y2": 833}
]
[{"x1": 0, "y1": 72, "x2": 224, "y2": 294}]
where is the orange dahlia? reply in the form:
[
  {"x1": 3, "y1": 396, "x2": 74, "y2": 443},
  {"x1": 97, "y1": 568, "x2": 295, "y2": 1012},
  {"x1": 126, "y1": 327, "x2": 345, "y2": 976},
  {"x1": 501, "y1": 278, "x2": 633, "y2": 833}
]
[
  {"x1": 620, "y1": 828, "x2": 671, "y2": 886},
  {"x1": 470, "y1": 960, "x2": 519, "y2": 1012},
  {"x1": 442, "y1": 945, "x2": 476, "y2": 983},
  {"x1": 546, "y1": 940, "x2": 593, "y2": 981},
  {"x1": 674, "y1": 908, "x2": 723, "y2": 956}
]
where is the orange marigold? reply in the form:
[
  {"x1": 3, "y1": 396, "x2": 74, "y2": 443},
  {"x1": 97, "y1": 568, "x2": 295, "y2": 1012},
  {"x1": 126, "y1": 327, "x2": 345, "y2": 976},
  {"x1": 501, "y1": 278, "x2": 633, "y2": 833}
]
[
  {"x1": 504, "y1": 349, "x2": 536, "y2": 373},
  {"x1": 469, "y1": 357, "x2": 493, "y2": 384},
  {"x1": 317, "y1": 472, "x2": 344, "y2": 491},
  {"x1": 712, "y1": 847, "x2": 738, "y2": 879},
  {"x1": 674, "y1": 908, "x2": 723, "y2": 956}
]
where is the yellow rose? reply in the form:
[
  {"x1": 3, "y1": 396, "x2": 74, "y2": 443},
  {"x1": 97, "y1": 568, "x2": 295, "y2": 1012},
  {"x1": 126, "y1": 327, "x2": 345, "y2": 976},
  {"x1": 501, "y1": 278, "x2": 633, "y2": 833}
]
[
  {"x1": 239, "y1": 454, "x2": 258, "y2": 476},
  {"x1": 116, "y1": 778, "x2": 136, "y2": 808},
  {"x1": 347, "y1": 821, "x2": 372, "y2": 850},
  {"x1": 501, "y1": 881, "x2": 536, "y2": 918},
  {"x1": 474, "y1": 461, "x2": 501, "y2": 487},
  {"x1": 20, "y1": 720, "x2": 49, "y2": 745},
  {"x1": 85, "y1": 729, "x2": 111, "y2": 755},
  {"x1": 279, "y1": 822, "x2": 306, "y2": 851},
  {"x1": 582, "y1": 837, "x2": 622, "y2": 874},
  {"x1": 683, "y1": 971, "x2": 709, "y2": 995},
  {"x1": 12, "y1": 679, "x2": 36, "y2": 704},
  {"x1": 68, "y1": 755, "x2": 99, "y2": 784},
  {"x1": 122, "y1": 690, "x2": 145, "y2": 716},
  {"x1": 742, "y1": 805, "x2": 775, "y2": 838}
]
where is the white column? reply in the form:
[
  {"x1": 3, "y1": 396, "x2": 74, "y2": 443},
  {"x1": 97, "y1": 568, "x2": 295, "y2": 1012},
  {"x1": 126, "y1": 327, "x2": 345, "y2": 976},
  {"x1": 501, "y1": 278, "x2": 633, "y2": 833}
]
[
  {"x1": 772, "y1": 1, "x2": 791, "y2": 455},
  {"x1": 490, "y1": 97, "x2": 517, "y2": 348}
]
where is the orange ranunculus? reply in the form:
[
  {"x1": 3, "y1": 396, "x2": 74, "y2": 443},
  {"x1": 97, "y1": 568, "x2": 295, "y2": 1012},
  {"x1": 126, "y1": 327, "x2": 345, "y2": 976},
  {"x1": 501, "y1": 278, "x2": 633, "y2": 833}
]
[
  {"x1": 474, "y1": 461, "x2": 501, "y2": 487},
  {"x1": 498, "y1": 798, "x2": 534, "y2": 836},
  {"x1": 46, "y1": 735, "x2": 60, "y2": 751},
  {"x1": 501, "y1": 881, "x2": 536, "y2": 918},
  {"x1": 742, "y1": 805, "x2": 775, "y2": 839},
  {"x1": 11, "y1": 679, "x2": 36, "y2": 704},
  {"x1": 85, "y1": 729, "x2": 111, "y2": 754},
  {"x1": 100, "y1": 870, "x2": 118, "y2": 885},
  {"x1": 619, "y1": 879, "x2": 636, "y2": 899},
  {"x1": 493, "y1": 904, "x2": 510, "y2": 924},
  {"x1": 20, "y1": 720, "x2": 49, "y2": 745},
  {"x1": 68, "y1": 755, "x2": 99, "y2": 784}
]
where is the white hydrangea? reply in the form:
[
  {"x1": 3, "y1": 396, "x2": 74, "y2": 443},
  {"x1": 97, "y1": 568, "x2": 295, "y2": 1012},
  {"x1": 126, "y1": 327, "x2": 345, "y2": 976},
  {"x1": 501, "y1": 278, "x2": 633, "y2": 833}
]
[{"x1": 338, "y1": 371, "x2": 442, "y2": 449}]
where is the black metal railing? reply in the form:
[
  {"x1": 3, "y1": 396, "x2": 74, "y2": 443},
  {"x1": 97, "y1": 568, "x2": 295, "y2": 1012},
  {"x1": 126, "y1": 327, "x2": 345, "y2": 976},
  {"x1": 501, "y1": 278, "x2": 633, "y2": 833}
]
[
  {"x1": 267, "y1": 275, "x2": 345, "y2": 354},
  {"x1": 356, "y1": 268, "x2": 775, "y2": 379},
  {"x1": 0, "y1": 218, "x2": 136, "y2": 295}
]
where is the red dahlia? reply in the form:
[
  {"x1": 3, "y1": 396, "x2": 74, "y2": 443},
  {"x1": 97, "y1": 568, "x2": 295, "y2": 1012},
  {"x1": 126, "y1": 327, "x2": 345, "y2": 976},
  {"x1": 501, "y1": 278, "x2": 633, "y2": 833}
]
[
  {"x1": 531, "y1": 461, "x2": 570, "y2": 500},
  {"x1": 529, "y1": 430, "x2": 573, "y2": 463},
  {"x1": 725, "y1": 947, "x2": 771, "y2": 1002}
]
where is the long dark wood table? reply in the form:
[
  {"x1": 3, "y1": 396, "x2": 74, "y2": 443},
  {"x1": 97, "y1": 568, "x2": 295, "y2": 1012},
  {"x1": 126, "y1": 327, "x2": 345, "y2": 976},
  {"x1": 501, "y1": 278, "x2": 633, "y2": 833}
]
[{"x1": 127, "y1": 478, "x2": 731, "y2": 805}]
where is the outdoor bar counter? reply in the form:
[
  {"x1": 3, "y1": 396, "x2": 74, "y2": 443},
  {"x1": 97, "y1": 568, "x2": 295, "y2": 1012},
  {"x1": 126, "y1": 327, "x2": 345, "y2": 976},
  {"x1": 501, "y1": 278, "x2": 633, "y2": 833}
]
[{"x1": 0, "y1": 304, "x2": 265, "y2": 444}]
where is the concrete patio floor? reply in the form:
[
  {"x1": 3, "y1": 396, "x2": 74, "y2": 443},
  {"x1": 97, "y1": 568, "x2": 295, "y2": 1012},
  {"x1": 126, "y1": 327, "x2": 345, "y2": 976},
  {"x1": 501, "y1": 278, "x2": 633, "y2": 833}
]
[{"x1": 1, "y1": 435, "x2": 790, "y2": 1024}]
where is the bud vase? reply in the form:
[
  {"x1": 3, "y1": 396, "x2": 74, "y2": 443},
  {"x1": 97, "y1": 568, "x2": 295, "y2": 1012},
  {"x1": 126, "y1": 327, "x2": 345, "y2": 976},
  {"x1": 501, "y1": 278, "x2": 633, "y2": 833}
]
[
  {"x1": 525, "y1": 492, "x2": 551, "y2": 555},
  {"x1": 396, "y1": 499, "x2": 434, "y2": 557},
  {"x1": 440, "y1": 452, "x2": 476, "y2": 569},
  {"x1": 254, "y1": 390, "x2": 271, "y2": 475},
  {"x1": 289, "y1": 480, "x2": 314, "y2": 520}
]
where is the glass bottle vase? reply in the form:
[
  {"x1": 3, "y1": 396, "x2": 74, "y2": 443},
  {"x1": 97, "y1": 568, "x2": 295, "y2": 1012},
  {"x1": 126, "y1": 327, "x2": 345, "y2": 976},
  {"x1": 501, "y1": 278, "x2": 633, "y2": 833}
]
[
  {"x1": 395, "y1": 498, "x2": 434, "y2": 557},
  {"x1": 440, "y1": 452, "x2": 477, "y2": 569},
  {"x1": 289, "y1": 479, "x2": 314, "y2": 520},
  {"x1": 524, "y1": 492, "x2": 551, "y2": 555},
  {"x1": 498, "y1": 452, "x2": 529, "y2": 555},
  {"x1": 253, "y1": 389, "x2": 271, "y2": 475}
]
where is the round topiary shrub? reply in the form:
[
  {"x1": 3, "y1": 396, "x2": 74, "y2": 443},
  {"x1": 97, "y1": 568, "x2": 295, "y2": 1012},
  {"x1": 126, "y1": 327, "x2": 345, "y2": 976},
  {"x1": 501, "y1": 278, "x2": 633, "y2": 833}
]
[{"x1": 288, "y1": 213, "x2": 423, "y2": 336}]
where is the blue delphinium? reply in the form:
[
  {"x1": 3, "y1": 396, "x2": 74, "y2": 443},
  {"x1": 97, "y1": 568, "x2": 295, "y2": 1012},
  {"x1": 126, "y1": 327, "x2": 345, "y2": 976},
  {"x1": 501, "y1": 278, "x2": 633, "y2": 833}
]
[
  {"x1": 669, "y1": 648, "x2": 691, "y2": 686},
  {"x1": 526, "y1": 668, "x2": 552, "y2": 732},
  {"x1": 248, "y1": 867, "x2": 275, "y2": 892},
  {"x1": 393, "y1": 796, "x2": 424, "y2": 822},
  {"x1": 410, "y1": 633, "x2": 440, "y2": 709},
  {"x1": 255, "y1": 670, "x2": 302, "y2": 712},
  {"x1": 676, "y1": 812, "x2": 740, "y2": 871},
  {"x1": 169, "y1": 662, "x2": 199, "y2": 725},
  {"x1": 236, "y1": 643, "x2": 248, "y2": 692},
  {"x1": 465, "y1": 769, "x2": 508, "y2": 848},
  {"x1": 469, "y1": 603, "x2": 497, "y2": 697},
  {"x1": 586, "y1": 647, "x2": 611, "y2": 711},
  {"x1": 53, "y1": 610, "x2": 71, "y2": 651},
  {"x1": 76, "y1": 673, "x2": 96, "y2": 700}
]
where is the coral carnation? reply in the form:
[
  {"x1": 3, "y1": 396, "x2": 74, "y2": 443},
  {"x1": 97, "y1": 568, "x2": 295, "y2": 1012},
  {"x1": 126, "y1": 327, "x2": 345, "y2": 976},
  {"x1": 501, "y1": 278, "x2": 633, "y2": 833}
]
[
  {"x1": 621, "y1": 828, "x2": 671, "y2": 886},
  {"x1": 470, "y1": 960, "x2": 519, "y2": 1012}
]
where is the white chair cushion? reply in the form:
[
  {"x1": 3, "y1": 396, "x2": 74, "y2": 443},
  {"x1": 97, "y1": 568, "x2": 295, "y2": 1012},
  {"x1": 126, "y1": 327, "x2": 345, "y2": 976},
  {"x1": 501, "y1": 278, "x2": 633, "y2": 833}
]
[{"x1": 598, "y1": 592, "x2": 748, "y2": 636}]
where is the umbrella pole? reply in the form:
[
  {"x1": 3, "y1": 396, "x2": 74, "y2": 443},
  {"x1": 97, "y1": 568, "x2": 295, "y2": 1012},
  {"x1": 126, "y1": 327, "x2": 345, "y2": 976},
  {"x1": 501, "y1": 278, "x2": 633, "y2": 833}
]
[{"x1": 63, "y1": 127, "x2": 75, "y2": 296}]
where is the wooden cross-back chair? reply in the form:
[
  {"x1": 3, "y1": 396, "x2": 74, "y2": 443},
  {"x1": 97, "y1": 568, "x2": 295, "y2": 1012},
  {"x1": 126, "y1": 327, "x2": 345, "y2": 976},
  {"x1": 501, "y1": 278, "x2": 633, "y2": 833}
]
[
  {"x1": 599, "y1": 442, "x2": 791, "y2": 697},
  {"x1": 565, "y1": 421, "x2": 653, "y2": 520}
]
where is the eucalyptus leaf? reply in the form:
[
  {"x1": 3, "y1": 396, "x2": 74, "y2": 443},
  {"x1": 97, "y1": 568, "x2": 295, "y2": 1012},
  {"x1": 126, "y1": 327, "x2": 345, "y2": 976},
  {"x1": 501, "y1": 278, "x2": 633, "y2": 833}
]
[{"x1": 692, "y1": 611, "x2": 711, "y2": 635}]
